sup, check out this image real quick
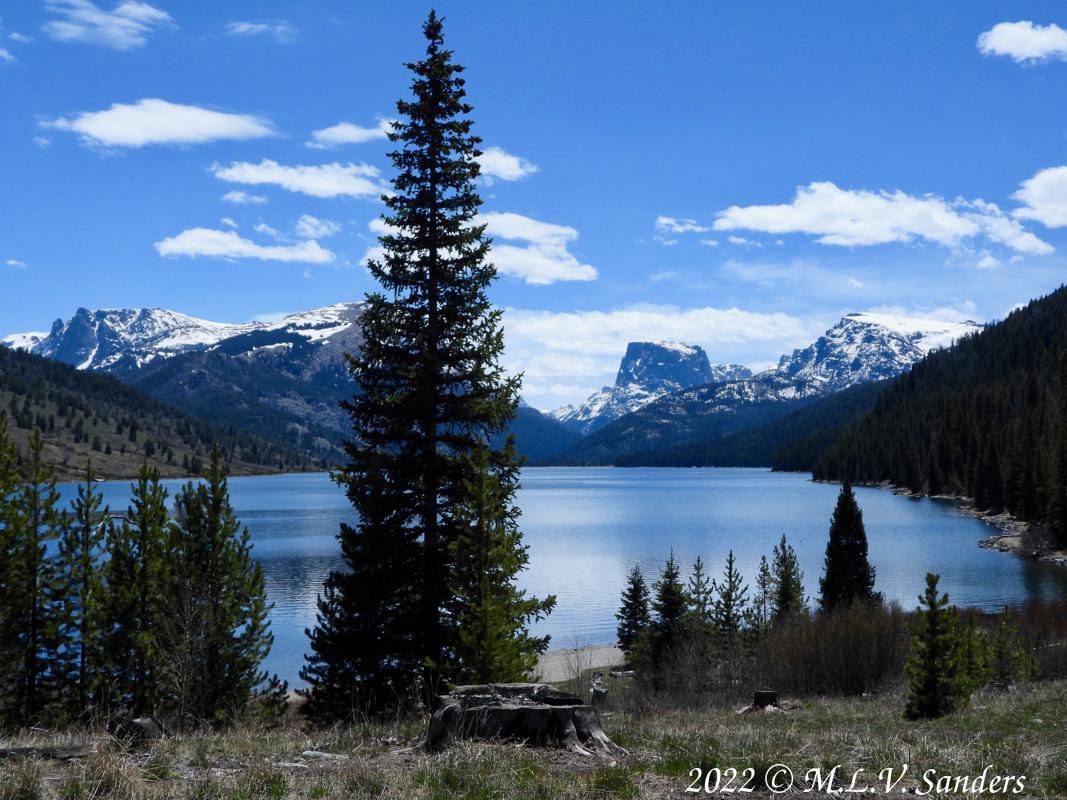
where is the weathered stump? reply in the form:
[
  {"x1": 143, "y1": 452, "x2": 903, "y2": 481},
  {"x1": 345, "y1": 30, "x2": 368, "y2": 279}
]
[
  {"x1": 753, "y1": 690, "x2": 777, "y2": 708},
  {"x1": 425, "y1": 683, "x2": 625, "y2": 757},
  {"x1": 109, "y1": 715, "x2": 165, "y2": 748}
]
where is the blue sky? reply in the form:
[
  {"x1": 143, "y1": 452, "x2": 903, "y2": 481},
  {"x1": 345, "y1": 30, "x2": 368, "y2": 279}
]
[{"x1": 3, "y1": 1, "x2": 1067, "y2": 409}]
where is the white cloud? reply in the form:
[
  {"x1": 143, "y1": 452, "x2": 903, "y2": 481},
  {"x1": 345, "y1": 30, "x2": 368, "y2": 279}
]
[
  {"x1": 296, "y1": 214, "x2": 341, "y2": 238},
  {"x1": 211, "y1": 159, "x2": 388, "y2": 199},
  {"x1": 503, "y1": 304, "x2": 817, "y2": 409},
  {"x1": 43, "y1": 0, "x2": 173, "y2": 50},
  {"x1": 714, "y1": 181, "x2": 1053, "y2": 255},
  {"x1": 155, "y1": 228, "x2": 334, "y2": 263},
  {"x1": 220, "y1": 217, "x2": 237, "y2": 229},
  {"x1": 9, "y1": 33, "x2": 32, "y2": 43},
  {"x1": 34, "y1": 136, "x2": 51, "y2": 148},
  {"x1": 649, "y1": 270, "x2": 681, "y2": 283},
  {"x1": 976, "y1": 251, "x2": 1001, "y2": 269},
  {"x1": 977, "y1": 21, "x2": 1067, "y2": 63},
  {"x1": 0, "y1": 47, "x2": 14, "y2": 63},
  {"x1": 253, "y1": 223, "x2": 280, "y2": 238},
  {"x1": 1013, "y1": 166, "x2": 1067, "y2": 228},
  {"x1": 225, "y1": 20, "x2": 296, "y2": 43},
  {"x1": 45, "y1": 99, "x2": 275, "y2": 148},
  {"x1": 477, "y1": 146, "x2": 538, "y2": 182},
  {"x1": 480, "y1": 212, "x2": 597, "y2": 284},
  {"x1": 5, "y1": 259, "x2": 27, "y2": 268},
  {"x1": 306, "y1": 118, "x2": 394, "y2": 149},
  {"x1": 221, "y1": 190, "x2": 267, "y2": 205},
  {"x1": 655, "y1": 215, "x2": 708, "y2": 234},
  {"x1": 727, "y1": 235, "x2": 761, "y2": 247},
  {"x1": 700, "y1": 238, "x2": 719, "y2": 247},
  {"x1": 359, "y1": 212, "x2": 597, "y2": 285},
  {"x1": 847, "y1": 277, "x2": 864, "y2": 287},
  {"x1": 865, "y1": 301, "x2": 979, "y2": 324}
]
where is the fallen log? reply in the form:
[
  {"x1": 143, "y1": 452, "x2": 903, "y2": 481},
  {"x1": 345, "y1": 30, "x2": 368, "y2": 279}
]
[
  {"x1": 0, "y1": 746, "x2": 93, "y2": 761},
  {"x1": 426, "y1": 683, "x2": 625, "y2": 757}
]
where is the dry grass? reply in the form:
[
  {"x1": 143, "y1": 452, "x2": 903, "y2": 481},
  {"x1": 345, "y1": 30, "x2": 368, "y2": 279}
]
[{"x1": 1, "y1": 681, "x2": 1065, "y2": 798}]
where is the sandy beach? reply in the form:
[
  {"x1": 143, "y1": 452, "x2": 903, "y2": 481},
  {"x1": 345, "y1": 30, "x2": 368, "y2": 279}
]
[{"x1": 534, "y1": 643, "x2": 625, "y2": 683}]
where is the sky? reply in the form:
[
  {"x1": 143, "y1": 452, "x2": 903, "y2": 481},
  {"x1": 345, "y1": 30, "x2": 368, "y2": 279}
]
[{"x1": 3, "y1": 2, "x2": 1067, "y2": 410}]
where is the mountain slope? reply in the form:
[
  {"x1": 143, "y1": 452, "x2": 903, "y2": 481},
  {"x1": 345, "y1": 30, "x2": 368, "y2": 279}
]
[
  {"x1": 616, "y1": 379, "x2": 888, "y2": 468},
  {"x1": 551, "y1": 313, "x2": 979, "y2": 465},
  {"x1": 549, "y1": 341, "x2": 750, "y2": 434},
  {"x1": 812, "y1": 286, "x2": 1067, "y2": 543},
  {"x1": 5, "y1": 302, "x2": 579, "y2": 463},
  {"x1": 0, "y1": 345, "x2": 313, "y2": 481}
]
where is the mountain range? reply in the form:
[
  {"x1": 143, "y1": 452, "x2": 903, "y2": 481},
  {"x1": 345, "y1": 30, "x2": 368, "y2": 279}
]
[{"x1": 3, "y1": 304, "x2": 980, "y2": 469}]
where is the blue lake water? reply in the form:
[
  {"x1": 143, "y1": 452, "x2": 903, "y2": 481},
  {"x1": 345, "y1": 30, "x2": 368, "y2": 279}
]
[{"x1": 59, "y1": 467, "x2": 1067, "y2": 685}]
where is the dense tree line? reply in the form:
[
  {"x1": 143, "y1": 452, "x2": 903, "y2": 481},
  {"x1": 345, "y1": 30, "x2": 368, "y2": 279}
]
[
  {"x1": 0, "y1": 345, "x2": 314, "y2": 476},
  {"x1": 301, "y1": 12, "x2": 553, "y2": 719},
  {"x1": 0, "y1": 419, "x2": 274, "y2": 729},
  {"x1": 814, "y1": 285, "x2": 1067, "y2": 546},
  {"x1": 616, "y1": 381, "x2": 887, "y2": 469}
]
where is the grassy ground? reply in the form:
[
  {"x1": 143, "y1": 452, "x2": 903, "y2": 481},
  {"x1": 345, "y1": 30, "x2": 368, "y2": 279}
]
[{"x1": 1, "y1": 681, "x2": 1064, "y2": 799}]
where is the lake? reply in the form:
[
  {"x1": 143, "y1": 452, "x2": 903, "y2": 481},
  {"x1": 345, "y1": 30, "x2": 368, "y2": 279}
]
[{"x1": 60, "y1": 467, "x2": 1067, "y2": 685}]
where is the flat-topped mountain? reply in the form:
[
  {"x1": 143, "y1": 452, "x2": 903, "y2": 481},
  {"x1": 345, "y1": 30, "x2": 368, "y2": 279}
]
[
  {"x1": 549, "y1": 341, "x2": 750, "y2": 434},
  {"x1": 552, "y1": 312, "x2": 981, "y2": 463}
]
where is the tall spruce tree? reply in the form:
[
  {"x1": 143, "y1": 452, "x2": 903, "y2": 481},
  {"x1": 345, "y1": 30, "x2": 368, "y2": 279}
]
[
  {"x1": 648, "y1": 552, "x2": 689, "y2": 664},
  {"x1": 304, "y1": 11, "x2": 542, "y2": 715},
  {"x1": 687, "y1": 556, "x2": 713, "y2": 623},
  {"x1": 448, "y1": 444, "x2": 555, "y2": 684},
  {"x1": 616, "y1": 565, "x2": 651, "y2": 656},
  {"x1": 770, "y1": 535, "x2": 806, "y2": 622},
  {"x1": 7, "y1": 431, "x2": 65, "y2": 725},
  {"x1": 103, "y1": 464, "x2": 170, "y2": 715},
  {"x1": 904, "y1": 573, "x2": 966, "y2": 720},
  {"x1": 0, "y1": 416, "x2": 24, "y2": 723},
  {"x1": 58, "y1": 461, "x2": 109, "y2": 720},
  {"x1": 819, "y1": 482, "x2": 876, "y2": 612},
  {"x1": 156, "y1": 448, "x2": 272, "y2": 724},
  {"x1": 754, "y1": 555, "x2": 772, "y2": 629}
]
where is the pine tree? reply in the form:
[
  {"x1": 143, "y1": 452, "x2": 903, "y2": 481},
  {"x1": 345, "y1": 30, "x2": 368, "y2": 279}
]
[
  {"x1": 616, "y1": 565, "x2": 651, "y2": 656},
  {"x1": 754, "y1": 555, "x2": 772, "y2": 630},
  {"x1": 5, "y1": 431, "x2": 65, "y2": 725},
  {"x1": 711, "y1": 551, "x2": 750, "y2": 686},
  {"x1": 58, "y1": 460, "x2": 109, "y2": 721},
  {"x1": 648, "y1": 552, "x2": 689, "y2": 664},
  {"x1": 687, "y1": 556, "x2": 713, "y2": 623},
  {"x1": 819, "y1": 482, "x2": 876, "y2": 612},
  {"x1": 904, "y1": 573, "x2": 966, "y2": 720},
  {"x1": 954, "y1": 613, "x2": 990, "y2": 697},
  {"x1": 156, "y1": 448, "x2": 272, "y2": 724},
  {"x1": 448, "y1": 444, "x2": 555, "y2": 684},
  {"x1": 304, "y1": 11, "x2": 533, "y2": 714},
  {"x1": 0, "y1": 416, "x2": 25, "y2": 722},
  {"x1": 103, "y1": 464, "x2": 170, "y2": 715},
  {"x1": 988, "y1": 608, "x2": 1035, "y2": 685},
  {"x1": 770, "y1": 535, "x2": 806, "y2": 622}
]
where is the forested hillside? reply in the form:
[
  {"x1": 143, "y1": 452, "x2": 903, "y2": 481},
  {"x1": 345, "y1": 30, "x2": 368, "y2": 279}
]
[
  {"x1": 0, "y1": 345, "x2": 316, "y2": 480},
  {"x1": 814, "y1": 285, "x2": 1067, "y2": 545},
  {"x1": 616, "y1": 380, "x2": 887, "y2": 468}
]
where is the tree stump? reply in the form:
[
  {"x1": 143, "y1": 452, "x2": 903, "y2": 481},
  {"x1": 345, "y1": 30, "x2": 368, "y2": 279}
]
[{"x1": 425, "y1": 683, "x2": 625, "y2": 757}]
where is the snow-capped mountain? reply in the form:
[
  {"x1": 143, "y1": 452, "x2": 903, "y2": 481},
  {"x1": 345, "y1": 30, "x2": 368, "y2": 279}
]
[
  {"x1": 549, "y1": 341, "x2": 751, "y2": 434},
  {"x1": 554, "y1": 312, "x2": 981, "y2": 463},
  {"x1": 3, "y1": 303, "x2": 362, "y2": 373},
  {"x1": 773, "y1": 312, "x2": 980, "y2": 393}
]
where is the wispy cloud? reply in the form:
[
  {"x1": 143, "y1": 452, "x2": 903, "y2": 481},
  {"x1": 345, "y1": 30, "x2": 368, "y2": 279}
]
[
  {"x1": 0, "y1": 47, "x2": 13, "y2": 63},
  {"x1": 978, "y1": 20, "x2": 1067, "y2": 64},
  {"x1": 5, "y1": 258, "x2": 27, "y2": 268},
  {"x1": 43, "y1": 0, "x2": 173, "y2": 50},
  {"x1": 44, "y1": 99, "x2": 275, "y2": 148},
  {"x1": 224, "y1": 20, "x2": 297, "y2": 43},
  {"x1": 480, "y1": 212, "x2": 597, "y2": 284},
  {"x1": 221, "y1": 190, "x2": 267, "y2": 205},
  {"x1": 713, "y1": 181, "x2": 1052, "y2": 255},
  {"x1": 306, "y1": 118, "x2": 394, "y2": 149},
  {"x1": 295, "y1": 214, "x2": 341, "y2": 238},
  {"x1": 211, "y1": 159, "x2": 388, "y2": 199},
  {"x1": 655, "y1": 215, "x2": 709, "y2": 234},
  {"x1": 154, "y1": 228, "x2": 334, "y2": 263}
]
